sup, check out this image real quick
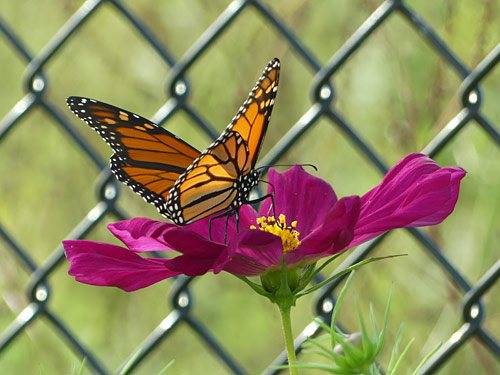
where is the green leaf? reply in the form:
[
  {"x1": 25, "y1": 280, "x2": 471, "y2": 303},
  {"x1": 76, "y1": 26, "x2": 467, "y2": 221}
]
[
  {"x1": 314, "y1": 317, "x2": 333, "y2": 334},
  {"x1": 375, "y1": 286, "x2": 393, "y2": 356},
  {"x1": 297, "y1": 255, "x2": 406, "y2": 298},
  {"x1": 389, "y1": 337, "x2": 414, "y2": 375},
  {"x1": 76, "y1": 358, "x2": 87, "y2": 375},
  {"x1": 303, "y1": 348, "x2": 338, "y2": 362},
  {"x1": 412, "y1": 343, "x2": 442, "y2": 375},
  {"x1": 158, "y1": 359, "x2": 175, "y2": 375},
  {"x1": 296, "y1": 262, "x2": 317, "y2": 291},
  {"x1": 119, "y1": 349, "x2": 143, "y2": 375},
  {"x1": 355, "y1": 298, "x2": 374, "y2": 356},
  {"x1": 370, "y1": 303, "x2": 379, "y2": 337},
  {"x1": 331, "y1": 271, "x2": 356, "y2": 349},
  {"x1": 386, "y1": 324, "x2": 405, "y2": 374},
  {"x1": 234, "y1": 275, "x2": 274, "y2": 300},
  {"x1": 305, "y1": 337, "x2": 337, "y2": 360},
  {"x1": 294, "y1": 253, "x2": 345, "y2": 294},
  {"x1": 275, "y1": 362, "x2": 357, "y2": 374}
]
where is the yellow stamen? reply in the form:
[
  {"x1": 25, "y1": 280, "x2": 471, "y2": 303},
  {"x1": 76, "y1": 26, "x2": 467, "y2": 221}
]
[{"x1": 251, "y1": 214, "x2": 301, "y2": 253}]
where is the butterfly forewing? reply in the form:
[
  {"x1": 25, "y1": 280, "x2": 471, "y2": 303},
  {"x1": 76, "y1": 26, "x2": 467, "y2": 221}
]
[
  {"x1": 228, "y1": 58, "x2": 279, "y2": 169},
  {"x1": 166, "y1": 58, "x2": 280, "y2": 224},
  {"x1": 66, "y1": 97, "x2": 200, "y2": 217}
]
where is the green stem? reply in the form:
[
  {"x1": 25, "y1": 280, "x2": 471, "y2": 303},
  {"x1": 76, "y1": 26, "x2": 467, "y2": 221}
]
[{"x1": 278, "y1": 304, "x2": 298, "y2": 375}]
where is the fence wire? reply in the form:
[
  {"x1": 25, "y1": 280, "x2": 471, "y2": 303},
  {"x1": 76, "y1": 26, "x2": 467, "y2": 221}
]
[{"x1": 1, "y1": 0, "x2": 499, "y2": 374}]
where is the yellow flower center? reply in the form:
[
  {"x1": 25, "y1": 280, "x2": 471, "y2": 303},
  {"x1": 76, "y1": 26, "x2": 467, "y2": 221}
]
[{"x1": 251, "y1": 214, "x2": 301, "y2": 253}]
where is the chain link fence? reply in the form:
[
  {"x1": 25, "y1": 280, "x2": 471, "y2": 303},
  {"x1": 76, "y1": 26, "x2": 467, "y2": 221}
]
[{"x1": 1, "y1": 0, "x2": 499, "y2": 373}]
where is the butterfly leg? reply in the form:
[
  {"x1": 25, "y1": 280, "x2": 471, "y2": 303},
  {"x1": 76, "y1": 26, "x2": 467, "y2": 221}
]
[
  {"x1": 221, "y1": 209, "x2": 240, "y2": 243},
  {"x1": 256, "y1": 180, "x2": 278, "y2": 224},
  {"x1": 247, "y1": 193, "x2": 278, "y2": 225},
  {"x1": 246, "y1": 194, "x2": 276, "y2": 218},
  {"x1": 224, "y1": 214, "x2": 230, "y2": 244},
  {"x1": 209, "y1": 216, "x2": 214, "y2": 241},
  {"x1": 235, "y1": 210, "x2": 240, "y2": 233},
  {"x1": 208, "y1": 209, "x2": 235, "y2": 243},
  {"x1": 207, "y1": 193, "x2": 274, "y2": 243}
]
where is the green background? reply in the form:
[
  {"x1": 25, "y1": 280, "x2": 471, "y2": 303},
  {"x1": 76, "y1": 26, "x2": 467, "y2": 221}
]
[{"x1": 1, "y1": 0, "x2": 499, "y2": 374}]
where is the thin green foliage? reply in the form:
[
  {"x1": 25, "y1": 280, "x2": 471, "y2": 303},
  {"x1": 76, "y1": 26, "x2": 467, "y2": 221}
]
[
  {"x1": 412, "y1": 344, "x2": 442, "y2": 375},
  {"x1": 278, "y1": 270, "x2": 440, "y2": 374},
  {"x1": 158, "y1": 359, "x2": 175, "y2": 375},
  {"x1": 297, "y1": 255, "x2": 406, "y2": 297},
  {"x1": 75, "y1": 358, "x2": 87, "y2": 375},
  {"x1": 41, "y1": 358, "x2": 88, "y2": 375},
  {"x1": 386, "y1": 324, "x2": 406, "y2": 373},
  {"x1": 119, "y1": 349, "x2": 145, "y2": 375}
]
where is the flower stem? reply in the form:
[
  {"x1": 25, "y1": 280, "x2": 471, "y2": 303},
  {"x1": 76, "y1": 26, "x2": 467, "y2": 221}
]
[{"x1": 278, "y1": 304, "x2": 298, "y2": 375}]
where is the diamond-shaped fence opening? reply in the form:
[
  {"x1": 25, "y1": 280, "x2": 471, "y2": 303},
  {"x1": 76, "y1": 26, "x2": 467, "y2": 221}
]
[{"x1": 1, "y1": 0, "x2": 500, "y2": 374}]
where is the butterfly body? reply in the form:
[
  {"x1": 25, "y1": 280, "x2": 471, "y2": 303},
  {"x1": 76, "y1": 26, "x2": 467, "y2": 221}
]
[
  {"x1": 67, "y1": 58, "x2": 279, "y2": 225},
  {"x1": 165, "y1": 132, "x2": 262, "y2": 225}
]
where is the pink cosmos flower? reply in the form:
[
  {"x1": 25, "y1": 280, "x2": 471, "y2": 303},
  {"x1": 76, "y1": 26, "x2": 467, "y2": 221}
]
[{"x1": 63, "y1": 154, "x2": 466, "y2": 291}]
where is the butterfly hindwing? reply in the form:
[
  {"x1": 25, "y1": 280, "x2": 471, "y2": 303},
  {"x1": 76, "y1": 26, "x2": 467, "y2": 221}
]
[{"x1": 166, "y1": 132, "x2": 248, "y2": 224}]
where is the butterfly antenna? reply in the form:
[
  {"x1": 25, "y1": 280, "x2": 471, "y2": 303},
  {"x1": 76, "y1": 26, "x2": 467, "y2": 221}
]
[
  {"x1": 256, "y1": 163, "x2": 318, "y2": 173},
  {"x1": 258, "y1": 179, "x2": 276, "y2": 196}
]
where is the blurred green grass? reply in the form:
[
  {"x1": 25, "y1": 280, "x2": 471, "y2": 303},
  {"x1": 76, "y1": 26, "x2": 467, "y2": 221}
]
[{"x1": 1, "y1": 0, "x2": 500, "y2": 374}]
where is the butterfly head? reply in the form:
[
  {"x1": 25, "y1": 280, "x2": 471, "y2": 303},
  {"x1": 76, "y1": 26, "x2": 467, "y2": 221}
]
[
  {"x1": 248, "y1": 169, "x2": 261, "y2": 187},
  {"x1": 232, "y1": 169, "x2": 261, "y2": 210}
]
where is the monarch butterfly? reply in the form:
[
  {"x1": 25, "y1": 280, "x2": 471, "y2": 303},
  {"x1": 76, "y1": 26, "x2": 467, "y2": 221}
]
[{"x1": 67, "y1": 58, "x2": 280, "y2": 227}]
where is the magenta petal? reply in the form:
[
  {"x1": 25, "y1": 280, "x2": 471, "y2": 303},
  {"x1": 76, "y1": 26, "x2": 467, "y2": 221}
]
[
  {"x1": 236, "y1": 205, "x2": 260, "y2": 231},
  {"x1": 161, "y1": 227, "x2": 228, "y2": 275},
  {"x1": 63, "y1": 240, "x2": 178, "y2": 292},
  {"x1": 185, "y1": 216, "x2": 233, "y2": 244},
  {"x1": 285, "y1": 195, "x2": 361, "y2": 264},
  {"x1": 260, "y1": 166, "x2": 338, "y2": 236},
  {"x1": 223, "y1": 230, "x2": 283, "y2": 276},
  {"x1": 109, "y1": 218, "x2": 176, "y2": 252},
  {"x1": 185, "y1": 205, "x2": 259, "y2": 244},
  {"x1": 350, "y1": 154, "x2": 466, "y2": 247}
]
